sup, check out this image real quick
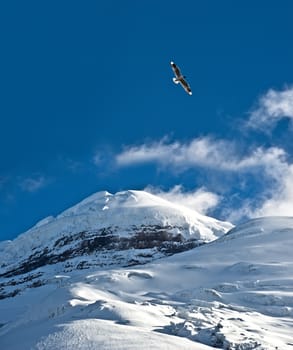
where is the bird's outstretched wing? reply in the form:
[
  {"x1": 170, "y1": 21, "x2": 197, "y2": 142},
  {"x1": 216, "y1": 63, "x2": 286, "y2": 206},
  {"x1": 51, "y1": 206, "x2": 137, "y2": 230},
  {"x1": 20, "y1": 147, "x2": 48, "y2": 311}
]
[
  {"x1": 170, "y1": 61, "x2": 181, "y2": 78},
  {"x1": 179, "y1": 78, "x2": 192, "y2": 95}
]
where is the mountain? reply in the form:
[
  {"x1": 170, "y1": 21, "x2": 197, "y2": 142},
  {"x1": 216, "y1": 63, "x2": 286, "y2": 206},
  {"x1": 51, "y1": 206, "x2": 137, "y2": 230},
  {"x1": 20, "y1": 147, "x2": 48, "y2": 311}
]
[
  {"x1": 0, "y1": 190, "x2": 232, "y2": 286},
  {"x1": 1, "y1": 192, "x2": 293, "y2": 349}
]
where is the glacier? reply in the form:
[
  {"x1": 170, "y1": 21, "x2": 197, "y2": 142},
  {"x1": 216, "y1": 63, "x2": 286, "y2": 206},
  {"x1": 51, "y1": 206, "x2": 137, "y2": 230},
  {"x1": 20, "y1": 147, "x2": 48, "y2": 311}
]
[{"x1": 1, "y1": 190, "x2": 293, "y2": 349}]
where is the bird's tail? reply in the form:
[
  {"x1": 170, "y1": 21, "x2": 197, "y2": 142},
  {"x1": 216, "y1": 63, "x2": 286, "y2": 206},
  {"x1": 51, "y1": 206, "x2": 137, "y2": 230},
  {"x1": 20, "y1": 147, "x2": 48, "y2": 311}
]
[{"x1": 172, "y1": 77, "x2": 180, "y2": 84}]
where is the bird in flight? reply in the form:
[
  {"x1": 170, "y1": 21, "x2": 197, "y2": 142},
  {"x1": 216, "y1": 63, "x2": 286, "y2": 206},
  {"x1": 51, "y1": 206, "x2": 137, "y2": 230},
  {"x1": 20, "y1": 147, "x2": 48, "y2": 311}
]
[{"x1": 170, "y1": 61, "x2": 192, "y2": 95}]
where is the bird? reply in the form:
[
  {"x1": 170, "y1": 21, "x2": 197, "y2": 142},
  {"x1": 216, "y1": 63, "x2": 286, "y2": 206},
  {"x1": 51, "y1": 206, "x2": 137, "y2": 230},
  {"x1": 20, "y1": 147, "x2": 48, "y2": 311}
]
[{"x1": 170, "y1": 61, "x2": 192, "y2": 95}]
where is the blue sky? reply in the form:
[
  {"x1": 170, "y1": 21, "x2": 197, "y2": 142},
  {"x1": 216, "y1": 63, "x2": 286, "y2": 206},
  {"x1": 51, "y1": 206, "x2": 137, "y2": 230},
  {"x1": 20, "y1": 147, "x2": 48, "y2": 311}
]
[{"x1": 1, "y1": 1, "x2": 293, "y2": 241}]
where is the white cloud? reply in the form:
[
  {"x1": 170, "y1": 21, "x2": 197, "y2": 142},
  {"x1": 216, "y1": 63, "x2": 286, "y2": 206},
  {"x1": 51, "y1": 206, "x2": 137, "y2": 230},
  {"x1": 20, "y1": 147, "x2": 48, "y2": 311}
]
[
  {"x1": 248, "y1": 87, "x2": 293, "y2": 130},
  {"x1": 116, "y1": 137, "x2": 292, "y2": 222},
  {"x1": 19, "y1": 176, "x2": 48, "y2": 193},
  {"x1": 145, "y1": 185, "x2": 220, "y2": 215},
  {"x1": 116, "y1": 137, "x2": 286, "y2": 173},
  {"x1": 222, "y1": 200, "x2": 254, "y2": 224},
  {"x1": 231, "y1": 87, "x2": 293, "y2": 218},
  {"x1": 254, "y1": 164, "x2": 293, "y2": 217},
  {"x1": 116, "y1": 138, "x2": 177, "y2": 166},
  {"x1": 116, "y1": 135, "x2": 293, "y2": 222},
  {"x1": 222, "y1": 157, "x2": 293, "y2": 221}
]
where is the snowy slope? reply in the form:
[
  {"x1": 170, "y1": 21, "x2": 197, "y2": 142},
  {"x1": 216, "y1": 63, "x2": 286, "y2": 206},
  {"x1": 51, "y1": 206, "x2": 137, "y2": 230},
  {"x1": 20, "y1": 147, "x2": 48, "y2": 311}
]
[{"x1": 1, "y1": 216, "x2": 293, "y2": 349}]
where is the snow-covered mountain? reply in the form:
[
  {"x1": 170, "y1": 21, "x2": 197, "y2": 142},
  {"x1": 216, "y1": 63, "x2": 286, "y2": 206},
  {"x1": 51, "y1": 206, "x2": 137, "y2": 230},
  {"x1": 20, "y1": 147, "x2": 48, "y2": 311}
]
[
  {"x1": 1, "y1": 191, "x2": 293, "y2": 349},
  {"x1": 0, "y1": 190, "x2": 232, "y2": 285}
]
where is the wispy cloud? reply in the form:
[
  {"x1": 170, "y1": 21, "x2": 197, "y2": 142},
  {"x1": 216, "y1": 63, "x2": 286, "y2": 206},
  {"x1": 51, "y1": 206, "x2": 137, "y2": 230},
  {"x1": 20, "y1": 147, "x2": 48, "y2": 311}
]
[
  {"x1": 19, "y1": 176, "x2": 49, "y2": 193},
  {"x1": 115, "y1": 135, "x2": 293, "y2": 222},
  {"x1": 116, "y1": 136, "x2": 286, "y2": 173},
  {"x1": 254, "y1": 164, "x2": 293, "y2": 217},
  {"x1": 222, "y1": 155, "x2": 293, "y2": 221},
  {"x1": 145, "y1": 185, "x2": 220, "y2": 215},
  {"x1": 248, "y1": 87, "x2": 293, "y2": 130}
]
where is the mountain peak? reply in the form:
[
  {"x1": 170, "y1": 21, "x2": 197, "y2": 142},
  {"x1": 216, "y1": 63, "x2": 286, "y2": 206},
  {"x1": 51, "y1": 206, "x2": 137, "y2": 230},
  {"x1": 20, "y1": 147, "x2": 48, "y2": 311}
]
[{"x1": 58, "y1": 190, "x2": 197, "y2": 217}]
